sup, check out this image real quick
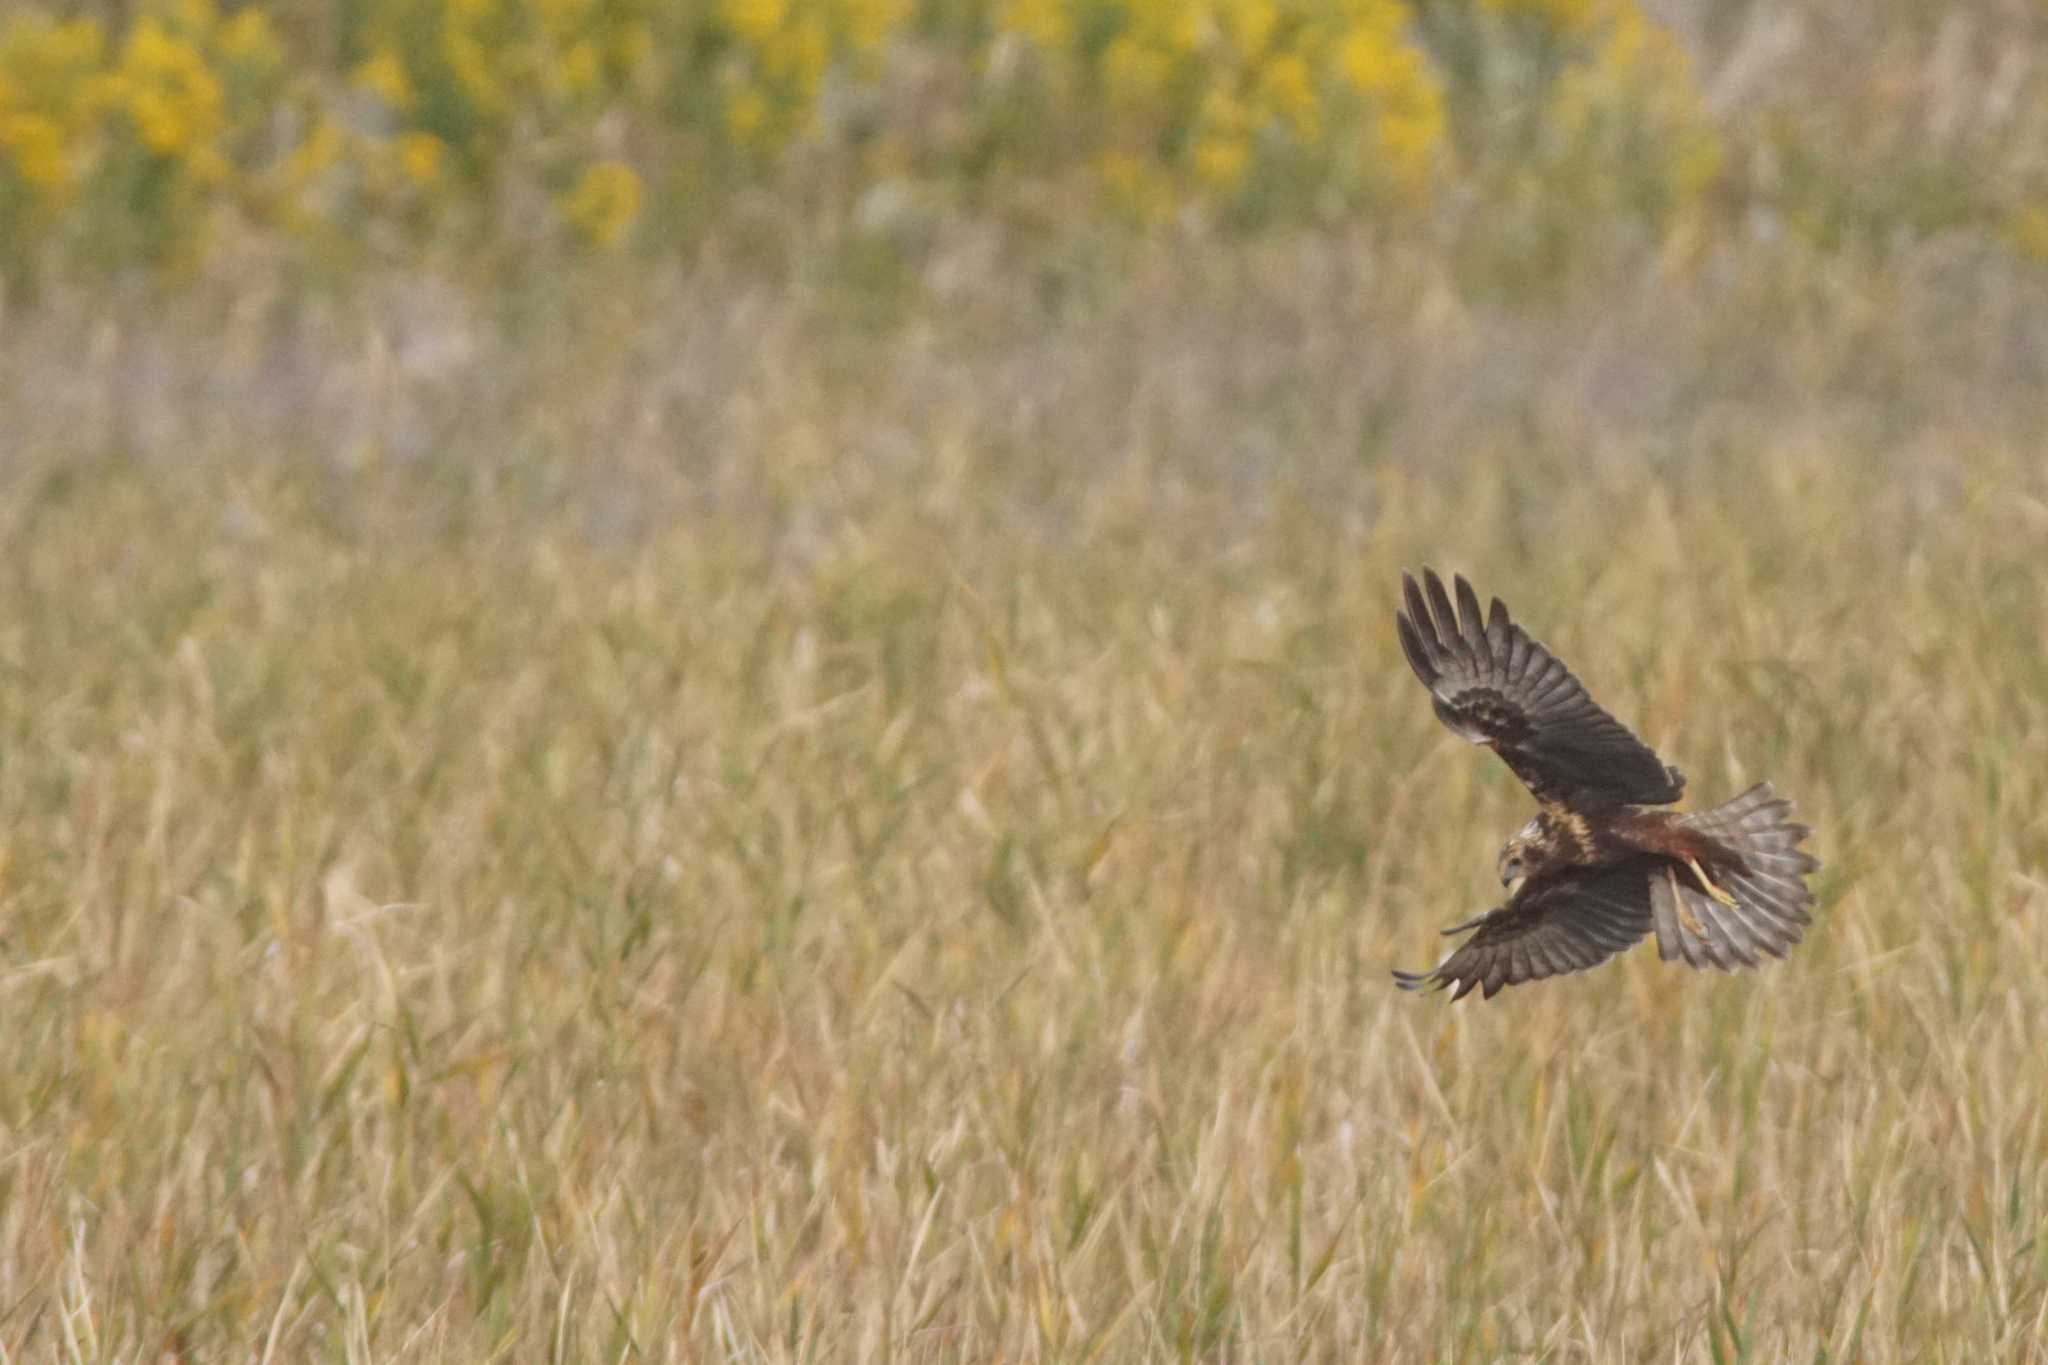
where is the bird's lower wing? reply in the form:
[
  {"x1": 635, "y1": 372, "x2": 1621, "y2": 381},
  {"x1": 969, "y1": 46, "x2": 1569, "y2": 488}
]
[{"x1": 1395, "y1": 862, "x2": 1657, "y2": 1001}]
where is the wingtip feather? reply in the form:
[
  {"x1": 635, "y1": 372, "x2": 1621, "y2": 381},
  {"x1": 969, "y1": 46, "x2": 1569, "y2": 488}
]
[
  {"x1": 1402, "y1": 573, "x2": 1436, "y2": 650},
  {"x1": 1391, "y1": 968, "x2": 1441, "y2": 994},
  {"x1": 1453, "y1": 575, "x2": 1487, "y2": 653},
  {"x1": 1396, "y1": 611, "x2": 1437, "y2": 686},
  {"x1": 1421, "y1": 570, "x2": 1461, "y2": 655}
]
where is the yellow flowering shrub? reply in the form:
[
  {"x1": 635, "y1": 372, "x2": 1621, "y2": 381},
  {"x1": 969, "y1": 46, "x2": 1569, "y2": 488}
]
[
  {"x1": 711, "y1": 0, "x2": 910, "y2": 152},
  {"x1": 1, "y1": 16, "x2": 107, "y2": 240},
  {"x1": 105, "y1": 19, "x2": 227, "y2": 170},
  {"x1": 347, "y1": 0, "x2": 656, "y2": 167},
  {"x1": 0, "y1": 111, "x2": 67, "y2": 193},
  {"x1": 0, "y1": 0, "x2": 1759, "y2": 281},
  {"x1": 0, "y1": 1, "x2": 290, "y2": 269},
  {"x1": 994, "y1": 0, "x2": 1446, "y2": 218},
  {"x1": 331, "y1": 0, "x2": 660, "y2": 249}
]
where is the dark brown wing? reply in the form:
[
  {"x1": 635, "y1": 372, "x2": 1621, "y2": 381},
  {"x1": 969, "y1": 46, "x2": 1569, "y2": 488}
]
[
  {"x1": 1392, "y1": 861, "x2": 1657, "y2": 1000},
  {"x1": 1396, "y1": 568, "x2": 1684, "y2": 808}
]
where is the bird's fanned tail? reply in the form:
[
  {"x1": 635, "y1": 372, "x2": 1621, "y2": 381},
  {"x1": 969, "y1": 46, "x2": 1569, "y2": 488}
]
[{"x1": 1651, "y1": 782, "x2": 1819, "y2": 970}]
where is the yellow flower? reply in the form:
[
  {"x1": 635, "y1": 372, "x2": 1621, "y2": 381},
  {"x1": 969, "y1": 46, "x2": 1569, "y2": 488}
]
[
  {"x1": 843, "y1": 0, "x2": 910, "y2": 52},
  {"x1": 0, "y1": 111, "x2": 66, "y2": 191},
  {"x1": 562, "y1": 159, "x2": 642, "y2": 248},
  {"x1": 285, "y1": 115, "x2": 346, "y2": 185},
  {"x1": 1259, "y1": 52, "x2": 1318, "y2": 141},
  {"x1": 354, "y1": 49, "x2": 413, "y2": 110},
  {"x1": 1225, "y1": 0, "x2": 1281, "y2": 58},
  {"x1": 1377, "y1": 74, "x2": 1445, "y2": 190},
  {"x1": 395, "y1": 130, "x2": 445, "y2": 187},
  {"x1": 217, "y1": 9, "x2": 281, "y2": 67},
  {"x1": 1337, "y1": 24, "x2": 1397, "y2": 98},
  {"x1": 723, "y1": 0, "x2": 789, "y2": 46},
  {"x1": 0, "y1": 16, "x2": 106, "y2": 121},
  {"x1": 1328, "y1": 2, "x2": 1446, "y2": 191},
  {"x1": 556, "y1": 40, "x2": 601, "y2": 98},
  {"x1": 1165, "y1": 6, "x2": 1208, "y2": 55},
  {"x1": 1102, "y1": 36, "x2": 1171, "y2": 114},
  {"x1": 117, "y1": 18, "x2": 224, "y2": 157},
  {"x1": 1192, "y1": 131, "x2": 1249, "y2": 189}
]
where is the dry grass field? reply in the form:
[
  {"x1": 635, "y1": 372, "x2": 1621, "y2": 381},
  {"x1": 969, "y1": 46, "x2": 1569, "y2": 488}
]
[{"x1": 3, "y1": 233, "x2": 2047, "y2": 1362}]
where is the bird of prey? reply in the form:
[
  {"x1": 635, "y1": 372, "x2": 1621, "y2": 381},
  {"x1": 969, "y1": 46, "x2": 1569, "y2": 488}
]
[{"x1": 1391, "y1": 569, "x2": 1819, "y2": 1000}]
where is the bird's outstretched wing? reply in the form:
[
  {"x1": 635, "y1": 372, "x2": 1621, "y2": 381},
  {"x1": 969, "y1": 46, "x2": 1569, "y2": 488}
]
[
  {"x1": 1396, "y1": 568, "x2": 1684, "y2": 808},
  {"x1": 1393, "y1": 862, "x2": 1658, "y2": 1000}
]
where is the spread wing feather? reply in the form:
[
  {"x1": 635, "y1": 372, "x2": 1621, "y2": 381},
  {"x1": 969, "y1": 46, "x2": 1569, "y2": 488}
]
[
  {"x1": 1397, "y1": 569, "x2": 1684, "y2": 808},
  {"x1": 1392, "y1": 862, "x2": 1658, "y2": 1001}
]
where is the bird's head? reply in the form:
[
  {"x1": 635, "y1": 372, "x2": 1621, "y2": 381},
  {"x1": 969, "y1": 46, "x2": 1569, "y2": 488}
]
[{"x1": 1497, "y1": 817, "x2": 1542, "y2": 888}]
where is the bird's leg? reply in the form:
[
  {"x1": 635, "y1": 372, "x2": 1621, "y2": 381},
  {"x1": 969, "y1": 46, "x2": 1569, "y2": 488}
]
[
  {"x1": 1665, "y1": 866, "x2": 1707, "y2": 938},
  {"x1": 1685, "y1": 856, "x2": 1740, "y2": 909}
]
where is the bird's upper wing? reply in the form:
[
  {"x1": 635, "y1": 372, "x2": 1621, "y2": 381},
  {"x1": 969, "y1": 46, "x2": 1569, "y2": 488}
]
[
  {"x1": 1396, "y1": 568, "x2": 1684, "y2": 808},
  {"x1": 1393, "y1": 862, "x2": 1657, "y2": 1001}
]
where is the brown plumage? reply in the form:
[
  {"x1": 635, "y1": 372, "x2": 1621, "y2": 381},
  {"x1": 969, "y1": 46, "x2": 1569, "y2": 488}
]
[{"x1": 1392, "y1": 569, "x2": 1820, "y2": 1000}]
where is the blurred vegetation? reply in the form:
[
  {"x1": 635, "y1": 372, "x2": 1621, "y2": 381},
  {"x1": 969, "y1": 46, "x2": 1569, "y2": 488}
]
[
  {"x1": 1, "y1": 281, "x2": 2047, "y2": 1355},
  {"x1": 5, "y1": 0, "x2": 2041, "y2": 286},
  {"x1": 5, "y1": 1, "x2": 2048, "y2": 1360}
]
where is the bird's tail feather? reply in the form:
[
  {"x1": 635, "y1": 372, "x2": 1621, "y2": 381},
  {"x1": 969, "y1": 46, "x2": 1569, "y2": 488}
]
[{"x1": 1651, "y1": 782, "x2": 1819, "y2": 971}]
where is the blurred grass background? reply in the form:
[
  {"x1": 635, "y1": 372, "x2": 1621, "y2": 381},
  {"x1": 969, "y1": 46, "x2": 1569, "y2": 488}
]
[{"x1": 5, "y1": 0, "x2": 2048, "y2": 1360}]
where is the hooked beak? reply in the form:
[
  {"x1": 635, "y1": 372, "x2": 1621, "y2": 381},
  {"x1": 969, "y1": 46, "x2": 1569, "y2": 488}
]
[{"x1": 1499, "y1": 863, "x2": 1522, "y2": 889}]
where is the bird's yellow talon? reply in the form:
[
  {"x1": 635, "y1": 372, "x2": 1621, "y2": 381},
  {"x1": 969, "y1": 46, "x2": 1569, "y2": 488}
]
[
  {"x1": 1686, "y1": 856, "x2": 1739, "y2": 909},
  {"x1": 1663, "y1": 866, "x2": 1706, "y2": 936}
]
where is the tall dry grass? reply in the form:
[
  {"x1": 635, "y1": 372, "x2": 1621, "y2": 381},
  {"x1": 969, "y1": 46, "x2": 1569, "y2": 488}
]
[{"x1": 2, "y1": 227, "x2": 2047, "y2": 1360}]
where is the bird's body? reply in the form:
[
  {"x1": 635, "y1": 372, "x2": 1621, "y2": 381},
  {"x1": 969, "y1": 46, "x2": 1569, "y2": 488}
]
[
  {"x1": 1392, "y1": 569, "x2": 1819, "y2": 1000},
  {"x1": 1507, "y1": 801, "x2": 1738, "y2": 886}
]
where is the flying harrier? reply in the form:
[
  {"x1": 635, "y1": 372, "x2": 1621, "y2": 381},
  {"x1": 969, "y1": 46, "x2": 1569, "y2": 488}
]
[{"x1": 1392, "y1": 569, "x2": 1818, "y2": 1000}]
